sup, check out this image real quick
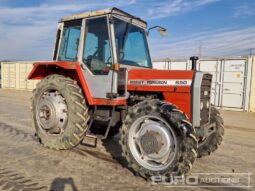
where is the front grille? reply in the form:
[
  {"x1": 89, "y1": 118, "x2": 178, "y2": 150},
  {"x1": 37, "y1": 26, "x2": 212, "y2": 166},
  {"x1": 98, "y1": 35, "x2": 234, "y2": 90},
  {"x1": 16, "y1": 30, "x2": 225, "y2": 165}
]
[{"x1": 200, "y1": 74, "x2": 212, "y2": 126}]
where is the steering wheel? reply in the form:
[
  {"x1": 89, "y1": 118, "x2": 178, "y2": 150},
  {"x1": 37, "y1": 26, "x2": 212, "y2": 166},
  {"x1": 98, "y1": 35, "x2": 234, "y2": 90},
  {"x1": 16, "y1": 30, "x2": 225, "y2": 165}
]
[
  {"x1": 92, "y1": 48, "x2": 99, "y2": 58},
  {"x1": 106, "y1": 56, "x2": 112, "y2": 63}
]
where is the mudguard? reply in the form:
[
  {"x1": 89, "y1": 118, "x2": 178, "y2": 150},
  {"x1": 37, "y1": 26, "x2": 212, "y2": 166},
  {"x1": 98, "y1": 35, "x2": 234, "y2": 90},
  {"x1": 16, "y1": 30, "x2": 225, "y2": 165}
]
[{"x1": 28, "y1": 61, "x2": 126, "y2": 106}]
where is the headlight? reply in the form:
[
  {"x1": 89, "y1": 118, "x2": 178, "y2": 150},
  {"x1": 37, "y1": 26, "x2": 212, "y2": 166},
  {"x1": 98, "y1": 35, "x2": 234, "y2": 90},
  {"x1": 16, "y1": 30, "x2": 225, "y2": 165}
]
[{"x1": 200, "y1": 102, "x2": 204, "y2": 110}]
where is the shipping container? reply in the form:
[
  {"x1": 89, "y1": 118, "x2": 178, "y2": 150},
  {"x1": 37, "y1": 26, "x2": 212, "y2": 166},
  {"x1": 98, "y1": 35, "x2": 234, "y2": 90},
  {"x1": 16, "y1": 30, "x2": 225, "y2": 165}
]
[
  {"x1": 153, "y1": 56, "x2": 255, "y2": 112},
  {"x1": 0, "y1": 61, "x2": 39, "y2": 91},
  {"x1": 0, "y1": 64, "x2": 1, "y2": 88},
  {"x1": 1, "y1": 58, "x2": 255, "y2": 112},
  {"x1": 249, "y1": 56, "x2": 255, "y2": 112}
]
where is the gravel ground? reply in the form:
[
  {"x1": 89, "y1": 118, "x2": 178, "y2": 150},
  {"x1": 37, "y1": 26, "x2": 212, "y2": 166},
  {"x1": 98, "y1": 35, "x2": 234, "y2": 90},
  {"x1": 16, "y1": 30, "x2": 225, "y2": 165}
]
[{"x1": 0, "y1": 89, "x2": 254, "y2": 191}]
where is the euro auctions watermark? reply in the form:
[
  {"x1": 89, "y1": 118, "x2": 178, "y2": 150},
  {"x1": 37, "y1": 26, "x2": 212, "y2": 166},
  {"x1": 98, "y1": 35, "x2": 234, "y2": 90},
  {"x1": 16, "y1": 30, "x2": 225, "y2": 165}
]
[{"x1": 151, "y1": 173, "x2": 252, "y2": 188}]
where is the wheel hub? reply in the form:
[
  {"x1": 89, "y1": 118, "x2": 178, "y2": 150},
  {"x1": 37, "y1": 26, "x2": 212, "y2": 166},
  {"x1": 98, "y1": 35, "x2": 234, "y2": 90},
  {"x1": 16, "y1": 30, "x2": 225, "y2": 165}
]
[
  {"x1": 39, "y1": 105, "x2": 51, "y2": 121},
  {"x1": 36, "y1": 91, "x2": 68, "y2": 134},
  {"x1": 140, "y1": 131, "x2": 163, "y2": 154}
]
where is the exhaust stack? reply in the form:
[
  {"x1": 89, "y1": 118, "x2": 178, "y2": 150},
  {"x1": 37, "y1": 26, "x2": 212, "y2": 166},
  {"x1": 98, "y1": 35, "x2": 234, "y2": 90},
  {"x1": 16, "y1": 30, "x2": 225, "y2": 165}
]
[{"x1": 190, "y1": 56, "x2": 199, "y2": 71}]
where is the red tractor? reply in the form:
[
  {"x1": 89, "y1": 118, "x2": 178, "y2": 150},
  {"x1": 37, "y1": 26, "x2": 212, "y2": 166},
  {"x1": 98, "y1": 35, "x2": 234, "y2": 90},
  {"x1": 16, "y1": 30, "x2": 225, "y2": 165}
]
[{"x1": 28, "y1": 8, "x2": 224, "y2": 178}]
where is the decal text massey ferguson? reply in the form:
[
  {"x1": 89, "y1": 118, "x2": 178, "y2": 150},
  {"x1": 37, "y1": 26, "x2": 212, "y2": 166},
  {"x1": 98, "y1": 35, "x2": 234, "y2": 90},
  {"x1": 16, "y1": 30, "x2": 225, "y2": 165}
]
[{"x1": 128, "y1": 80, "x2": 192, "y2": 86}]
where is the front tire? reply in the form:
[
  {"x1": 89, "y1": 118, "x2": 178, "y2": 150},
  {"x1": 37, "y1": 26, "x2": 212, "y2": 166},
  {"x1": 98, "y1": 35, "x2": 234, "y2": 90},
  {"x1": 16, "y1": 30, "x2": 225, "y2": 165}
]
[
  {"x1": 31, "y1": 75, "x2": 89, "y2": 150},
  {"x1": 120, "y1": 100, "x2": 198, "y2": 178},
  {"x1": 197, "y1": 107, "x2": 224, "y2": 157}
]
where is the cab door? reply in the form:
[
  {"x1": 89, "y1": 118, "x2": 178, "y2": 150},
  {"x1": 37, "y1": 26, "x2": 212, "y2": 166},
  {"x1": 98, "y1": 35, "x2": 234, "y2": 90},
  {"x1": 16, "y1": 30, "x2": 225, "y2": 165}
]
[{"x1": 79, "y1": 16, "x2": 116, "y2": 99}]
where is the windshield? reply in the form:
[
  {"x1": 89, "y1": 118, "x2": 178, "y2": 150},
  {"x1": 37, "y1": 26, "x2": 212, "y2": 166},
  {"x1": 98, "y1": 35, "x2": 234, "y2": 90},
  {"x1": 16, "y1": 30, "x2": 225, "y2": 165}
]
[{"x1": 113, "y1": 18, "x2": 152, "y2": 68}]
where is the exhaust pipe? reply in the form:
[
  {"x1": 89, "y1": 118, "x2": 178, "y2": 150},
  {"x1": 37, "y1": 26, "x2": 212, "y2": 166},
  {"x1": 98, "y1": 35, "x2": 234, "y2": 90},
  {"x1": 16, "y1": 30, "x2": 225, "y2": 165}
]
[{"x1": 190, "y1": 56, "x2": 199, "y2": 71}]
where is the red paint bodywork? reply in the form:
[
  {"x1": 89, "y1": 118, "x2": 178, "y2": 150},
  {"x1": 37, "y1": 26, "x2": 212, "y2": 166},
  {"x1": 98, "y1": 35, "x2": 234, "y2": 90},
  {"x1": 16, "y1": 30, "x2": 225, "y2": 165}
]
[
  {"x1": 28, "y1": 62, "x2": 194, "y2": 119},
  {"x1": 28, "y1": 61, "x2": 126, "y2": 106},
  {"x1": 127, "y1": 69, "x2": 194, "y2": 119}
]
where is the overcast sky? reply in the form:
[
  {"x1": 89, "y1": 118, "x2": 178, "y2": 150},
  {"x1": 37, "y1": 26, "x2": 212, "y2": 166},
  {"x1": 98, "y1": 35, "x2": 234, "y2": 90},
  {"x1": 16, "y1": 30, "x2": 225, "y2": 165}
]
[{"x1": 0, "y1": 0, "x2": 255, "y2": 61}]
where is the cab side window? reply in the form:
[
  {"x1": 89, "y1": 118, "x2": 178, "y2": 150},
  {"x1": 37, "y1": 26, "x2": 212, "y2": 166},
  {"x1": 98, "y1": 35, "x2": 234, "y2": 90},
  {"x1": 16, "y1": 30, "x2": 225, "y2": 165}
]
[{"x1": 58, "y1": 20, "x2": 82, "y2": 61}]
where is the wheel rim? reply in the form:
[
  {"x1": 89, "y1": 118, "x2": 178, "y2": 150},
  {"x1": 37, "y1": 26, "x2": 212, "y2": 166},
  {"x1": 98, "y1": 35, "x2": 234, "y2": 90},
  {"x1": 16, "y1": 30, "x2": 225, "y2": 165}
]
[
  {"x1": 128, "y1": 115, "x2": 177, "y2": 171},
  {"x1": 36, "y1": 90, "x2": 68, "y2": 135}
]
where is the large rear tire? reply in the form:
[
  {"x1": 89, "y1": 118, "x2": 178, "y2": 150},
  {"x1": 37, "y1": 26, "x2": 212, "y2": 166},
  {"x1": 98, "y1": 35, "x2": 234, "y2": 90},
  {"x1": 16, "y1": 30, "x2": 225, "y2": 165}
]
[
  {"x1": 31, "y1": 75, "x2": 89, "y2": 150},
  {"x1": 120, "y1": 100, "x2": 198, "y2": 179},
  {"x1": 197, "y1": 107, "x2": 224, "y2": 157}
]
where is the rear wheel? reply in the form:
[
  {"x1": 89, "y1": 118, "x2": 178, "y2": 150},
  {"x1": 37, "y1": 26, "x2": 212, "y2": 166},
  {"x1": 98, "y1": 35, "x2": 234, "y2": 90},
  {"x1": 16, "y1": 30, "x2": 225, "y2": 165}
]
[
  {"x1": 120, "y1": 100, "x2": 198, "y2": 178},
  {"x1": 31, "y1": 75, "x2": 89, "y2": 150},
  {"x1": 197, "y1": 107, "x2": 224, "y2": 157}
]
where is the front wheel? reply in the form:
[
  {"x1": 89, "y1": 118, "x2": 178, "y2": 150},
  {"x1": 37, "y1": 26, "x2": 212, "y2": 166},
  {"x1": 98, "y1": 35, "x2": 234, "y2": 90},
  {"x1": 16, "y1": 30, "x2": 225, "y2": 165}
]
[
  {"x1": 31, "y1": 75, "x2": 90, "y2": 150},
  {"x1": 197, "y1": 107, "x2": 224, "y2": 157},
  {"x1": 120, "y1": 100, "x2": 198, "y2": 178}
]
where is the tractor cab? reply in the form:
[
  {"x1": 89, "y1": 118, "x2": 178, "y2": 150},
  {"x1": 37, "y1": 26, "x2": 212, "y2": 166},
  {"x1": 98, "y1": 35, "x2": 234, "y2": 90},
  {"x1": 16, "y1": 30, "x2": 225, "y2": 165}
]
[{"x1": 53, "y1": 8, "x2": 152, "y2": 99}]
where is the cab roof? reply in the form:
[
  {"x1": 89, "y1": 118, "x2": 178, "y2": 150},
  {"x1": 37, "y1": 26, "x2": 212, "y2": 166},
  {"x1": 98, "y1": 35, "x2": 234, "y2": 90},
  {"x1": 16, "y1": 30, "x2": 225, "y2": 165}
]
[{"x1": 60, "y1": 7, "x2": 147, "y2": 28}]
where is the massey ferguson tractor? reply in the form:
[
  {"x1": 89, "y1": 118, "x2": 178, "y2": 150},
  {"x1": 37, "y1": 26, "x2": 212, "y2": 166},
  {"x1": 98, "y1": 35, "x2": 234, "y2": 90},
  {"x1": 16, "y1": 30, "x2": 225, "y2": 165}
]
[{"x1": 28, "y1": 8, "x2": 224, "y2": 178}]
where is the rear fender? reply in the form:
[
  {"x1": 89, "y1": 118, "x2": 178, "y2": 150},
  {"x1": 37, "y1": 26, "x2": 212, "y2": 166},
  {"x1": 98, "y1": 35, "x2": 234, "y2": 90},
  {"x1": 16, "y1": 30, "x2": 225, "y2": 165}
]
[
  {"x1": 28, "y1": 61, "x2": 93, "y2": 104},
  {"x1": 28, "y1": 61, "x2": 126, "y2": 106}
]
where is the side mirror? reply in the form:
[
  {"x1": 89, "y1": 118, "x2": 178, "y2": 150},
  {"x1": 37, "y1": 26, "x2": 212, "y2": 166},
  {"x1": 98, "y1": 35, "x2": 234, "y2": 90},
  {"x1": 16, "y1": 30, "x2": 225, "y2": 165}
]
[
  {"x1": 158, "y1": 27, "x2": 168, "y2": 37},
  {"x1": 147, "y1": 26, "x2": 168, "y2": 37}
]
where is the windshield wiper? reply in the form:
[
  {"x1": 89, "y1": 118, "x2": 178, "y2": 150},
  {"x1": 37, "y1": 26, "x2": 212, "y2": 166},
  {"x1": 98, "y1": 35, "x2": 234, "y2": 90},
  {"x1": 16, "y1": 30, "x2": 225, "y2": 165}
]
[{"x1": 121, "y1": 22, "x2": 130, "y2": 52}]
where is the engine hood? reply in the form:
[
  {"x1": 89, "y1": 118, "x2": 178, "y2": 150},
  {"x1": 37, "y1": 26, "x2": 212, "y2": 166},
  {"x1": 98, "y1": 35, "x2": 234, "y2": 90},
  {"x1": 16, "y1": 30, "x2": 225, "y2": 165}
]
[{"x1": 127, "y1": 68, "x2": 195, "y2": 93}]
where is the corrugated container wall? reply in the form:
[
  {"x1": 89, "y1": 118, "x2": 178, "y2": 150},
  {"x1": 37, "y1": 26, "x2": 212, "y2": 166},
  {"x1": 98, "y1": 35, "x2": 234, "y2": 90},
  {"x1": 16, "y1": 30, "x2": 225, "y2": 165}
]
[
  {"x1": 249, "y1": 56, "x2": 255, "y2": 112},
  {"x1": 0, "y1": 61, "x2": 39, "y2": 91},
  {"x1": 153, "y1": 57, "x2": 255, "y2": 112},
  {"x1": 1, "y1": 59, "x2": 254, "y2": 112}
]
